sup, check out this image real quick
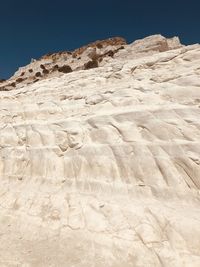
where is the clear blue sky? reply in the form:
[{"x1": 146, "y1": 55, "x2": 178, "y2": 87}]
[{"x1": 0, "y1": 0, "x2": 199, "y2": 79}]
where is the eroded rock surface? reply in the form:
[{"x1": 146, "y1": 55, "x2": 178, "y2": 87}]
[
  {"x1": 0, "y1": 34, "x2": 200, "y2": 266},
  {"x1": 0, "y1": 37, "x2": 126, "y2": 91}
]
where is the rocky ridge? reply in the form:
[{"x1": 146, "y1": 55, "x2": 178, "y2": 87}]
[
  {"x1": 0, "y1": 37, "x2": 126, "y2": 91},
  {"x1": 0, "y1": 34, "x2": 200, "y2": 266},
  {"x1": 0, "y1": 35, "x2": 181, "y2": 91}
]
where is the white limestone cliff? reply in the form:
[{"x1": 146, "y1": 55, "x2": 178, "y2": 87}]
[{"x1": 0, "y1": 34, "x2": 200, "y2": 266}]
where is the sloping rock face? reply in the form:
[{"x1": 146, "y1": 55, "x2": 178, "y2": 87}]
[
  {"x1": 0, "y1": 35, "x2": 182, "y2": 91},
  {"x1": 0, "y1": 35, "x2": 200, "y2": 266},
  {"x1": 0, "y1": 37, "x2": 126, "y2": 91}
]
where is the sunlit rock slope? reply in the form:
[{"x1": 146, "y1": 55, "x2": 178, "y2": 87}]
[{"x1": 0, "y1": 34, "x2": 200, "y2": 266}]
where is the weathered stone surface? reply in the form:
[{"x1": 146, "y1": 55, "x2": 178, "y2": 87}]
[
  {"x1": 0, "y1": 35, "x2": 200, "y2": 266},
  {"x1": 0, "y1": 37, "x2": 127, "y2": 90}
]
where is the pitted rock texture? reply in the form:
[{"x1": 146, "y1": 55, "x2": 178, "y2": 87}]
[
  {"x1": 0, "y1": 34, "x2": 200, "y2": 266},
  {"x1": 0, "y1": 35, "x2": 182, "y2": 91},
  {"x1": 0, "y1": 37, "x2": 127, "y2": 91}
]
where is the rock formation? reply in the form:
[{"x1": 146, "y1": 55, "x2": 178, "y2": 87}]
[
  {"x1": 0, "y1": 37, "x2": 126, "y2": 91},
  {"x1": 0, "y1": 34, "x2": 200, "y2": 266}
]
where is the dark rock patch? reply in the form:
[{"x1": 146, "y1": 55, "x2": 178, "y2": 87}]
[
  {"x1": 84, "y1": 60, "x2": 98, "y2": 70},
  {"x1": 35, "y1": 72, "x2": 42, "y2": 77},
  {"x1": 40, "y1": 64, "x2": 46, "y2": 70},
  {"x1": 16, "y1": 78, "x2": 24, "y2": 83},
  {"x1": 42, "y1": 69, "x2": 49, "y2": 75},
  {"x1": 52, "y1": 65, "x2": 59, "y2": 72},
  {"x1": 58, "y1": 65, "x2": 72, "y2": 73}
]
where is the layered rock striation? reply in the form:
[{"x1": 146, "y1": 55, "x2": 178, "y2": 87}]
[{"x1": 0, "y1": 34, "x2": 200, "y2": 266}]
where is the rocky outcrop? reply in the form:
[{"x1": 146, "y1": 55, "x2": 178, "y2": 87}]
[
  {"x1": 0, "y1": 34, "x2": 200, "y2": 266},
  {"x1": 0, "y1": 35, "x2": 182, "y2": 91},
  {"x1": 130, "y1": 34, "x2": 182, "y2": 53},
  {"x1": 0, "y1": 37, "x2": 127, "y2": 91},
  {"x1": 71, "y1": 36, "x2": 126, "y2": 57}
]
